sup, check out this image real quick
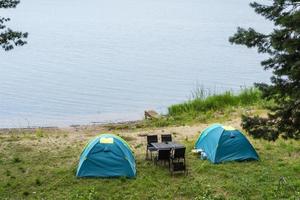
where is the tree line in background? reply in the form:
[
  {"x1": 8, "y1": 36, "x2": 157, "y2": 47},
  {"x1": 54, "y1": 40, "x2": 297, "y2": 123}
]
[
  {"x1": 0, "y1": 0, "x2": 27, "y2": 51},
  {"x1": 1, "y1": 0, "x2": 299, "y2": 141}
]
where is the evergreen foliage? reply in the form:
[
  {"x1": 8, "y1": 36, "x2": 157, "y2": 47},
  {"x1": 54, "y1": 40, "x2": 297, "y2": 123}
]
[
  {"x1": 0, "y1": 0, "x2": 27, "y2": 51},
  {"x1": 229, "y1": 0, "x2": 300, "y2": 140}
]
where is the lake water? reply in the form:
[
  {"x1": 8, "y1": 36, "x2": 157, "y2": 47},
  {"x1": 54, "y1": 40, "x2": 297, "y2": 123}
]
[{"x1": 0, "y1": 0, "x2": 272, "y2": 128}]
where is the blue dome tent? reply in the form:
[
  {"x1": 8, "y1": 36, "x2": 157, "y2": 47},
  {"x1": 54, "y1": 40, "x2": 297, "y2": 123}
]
[
  {"x1": 195, "y1": 124, "x2": 259, "y2": 164},
  {"x1": 76, "y1": 134, "x2": 136, "y2": 178}
]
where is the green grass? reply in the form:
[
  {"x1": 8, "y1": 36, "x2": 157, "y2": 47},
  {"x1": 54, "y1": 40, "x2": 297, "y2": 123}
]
[
  {"x1": 168, "y1": 87, "x2": 263, "y2": 116},
  {"x1": 134, "y1": 88, "x2": 267, "y2": 128},
  {"x1": 0, "y1": 129, "x2": 299, "y2": 199},
  {"x1": 101, "y1": 88, "x2": 269, "y2": 131}
]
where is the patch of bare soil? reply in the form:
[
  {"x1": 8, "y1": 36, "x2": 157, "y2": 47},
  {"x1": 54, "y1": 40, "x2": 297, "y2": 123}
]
[{"x1": 0, "y1": 118, "x2": 244, "y2": 159}]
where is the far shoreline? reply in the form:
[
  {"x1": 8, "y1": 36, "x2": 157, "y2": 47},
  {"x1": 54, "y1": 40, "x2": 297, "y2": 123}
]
[{"x1": 0, "y1": 119, "x2": 145, "y2": 133}]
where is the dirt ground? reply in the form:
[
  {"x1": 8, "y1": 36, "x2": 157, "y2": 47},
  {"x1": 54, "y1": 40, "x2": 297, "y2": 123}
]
[{"x1": 0, "y1": 117, "x2": 243, "y2": 161}]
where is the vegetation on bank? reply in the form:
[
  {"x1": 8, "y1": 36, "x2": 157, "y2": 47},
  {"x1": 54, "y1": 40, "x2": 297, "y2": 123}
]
[
  {"x1": 168, "y1": 87, "x2": 263, "y2": 117},
  {"x1": 140, "y1": 87, "x2": 267, "y2": 128},
  {"x1": 102, "y1": 87, "x2": 268, "y2": 131}
]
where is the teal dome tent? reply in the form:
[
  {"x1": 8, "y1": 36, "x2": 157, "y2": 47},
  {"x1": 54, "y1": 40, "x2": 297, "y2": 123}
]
[
  {"x1": 76, "y1": 134, "x2": 136, "y2": 178},
  {"x1": 195, "y1": 124, "x2": 259, "y2": 164}
]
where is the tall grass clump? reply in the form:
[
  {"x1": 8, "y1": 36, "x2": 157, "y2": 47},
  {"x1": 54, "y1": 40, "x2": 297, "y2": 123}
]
[{"x1": 168, "y1": 87, "x2": 262, "y2": 117}]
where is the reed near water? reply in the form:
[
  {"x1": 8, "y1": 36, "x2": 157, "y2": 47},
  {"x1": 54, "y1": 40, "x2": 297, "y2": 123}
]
[{"x1": 168, "y1": 87, "x2": 263, "y2": 116}]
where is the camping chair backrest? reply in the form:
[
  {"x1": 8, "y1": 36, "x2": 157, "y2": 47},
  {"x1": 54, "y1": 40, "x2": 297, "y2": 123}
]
[
  {"x1": 157, "y1": 149, "x2": 171, "y2": 161},
  {"x1": 173, "y1": 147, "x2": 186, "y2": 159},
  {"x1": 161, "y1": 134, "x2": 172, "y2": 143},
  {"x1": 147, "y1": 135, "x2": 158, "y2": 146}
]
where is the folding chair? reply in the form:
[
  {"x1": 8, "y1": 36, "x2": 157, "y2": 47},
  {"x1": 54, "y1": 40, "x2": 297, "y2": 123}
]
[
  {"x1": 154, "y1": 149, "x2": 171, "y2": 168},
  {"x1": 161, "y1": 134, "x2": 172, "y2": 143},
  {"x1": 146, "y1": 135, "x2": 158, "y2": 160},
  {"x1": 170, "y1": 147, "x2": 187, "y2": 175}
]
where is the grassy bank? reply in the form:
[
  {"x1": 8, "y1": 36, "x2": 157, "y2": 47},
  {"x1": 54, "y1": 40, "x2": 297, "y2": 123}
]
[
  {"x1": 131, "y1": 88, "x2": 267, "y2": 128},
  {"x1": 0, "y1": 126, "x2": 299, "y2": 199},
  {"x1": 168, "y1": 88, "x2": 263, "y2": 116},
  {"x1": 100, "y1": 88, "x2": 267, "y2": 131}
]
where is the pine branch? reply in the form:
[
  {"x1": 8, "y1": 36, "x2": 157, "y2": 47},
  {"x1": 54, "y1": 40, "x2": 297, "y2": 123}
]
[{"x1": 0, "y1": 0, "x2": 27, "y2": 51}]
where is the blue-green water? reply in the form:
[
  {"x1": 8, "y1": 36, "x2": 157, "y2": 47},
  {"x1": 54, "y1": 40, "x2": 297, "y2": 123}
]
[{"x1": 0, "y1": 0, "x2": 272, "y2": 128}]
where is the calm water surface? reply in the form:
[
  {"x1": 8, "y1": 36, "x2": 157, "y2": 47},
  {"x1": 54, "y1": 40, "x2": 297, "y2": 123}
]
[{"x1": 0, "y1": 0, "x2": 272, "y2": 128}]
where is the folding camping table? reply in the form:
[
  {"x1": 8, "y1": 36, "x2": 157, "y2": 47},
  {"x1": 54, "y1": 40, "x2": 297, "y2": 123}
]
[{"x1": 150, "y1": 142, "x2": 185, "y2": 150}]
